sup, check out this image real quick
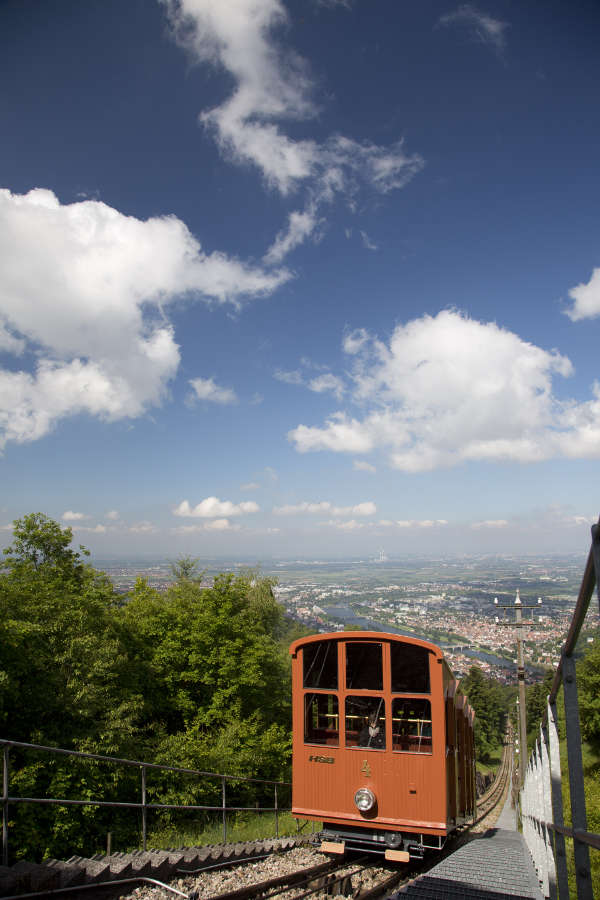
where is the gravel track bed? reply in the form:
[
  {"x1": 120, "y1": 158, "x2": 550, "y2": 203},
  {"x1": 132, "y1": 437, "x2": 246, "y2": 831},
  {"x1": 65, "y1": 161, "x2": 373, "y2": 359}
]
[{"x1": 118, "y1": 846, "x2": 398, "y2": 900}]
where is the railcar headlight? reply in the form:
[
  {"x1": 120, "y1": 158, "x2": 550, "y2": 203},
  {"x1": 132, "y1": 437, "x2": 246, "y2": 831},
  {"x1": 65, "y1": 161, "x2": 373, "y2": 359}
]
[{"x1": 354, "y1": 787, "x2": 376, "y2": 812}]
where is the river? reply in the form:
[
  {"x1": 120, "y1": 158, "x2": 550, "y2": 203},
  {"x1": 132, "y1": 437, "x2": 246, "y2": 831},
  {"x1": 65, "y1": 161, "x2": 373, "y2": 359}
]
[{"x1": 321, "y1": 605, "x2": 514, "y2": 670}]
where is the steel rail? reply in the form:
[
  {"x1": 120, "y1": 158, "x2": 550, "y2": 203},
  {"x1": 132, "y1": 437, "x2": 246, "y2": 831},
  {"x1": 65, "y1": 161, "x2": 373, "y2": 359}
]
[
  {"x1": 355, "y1": 869, "x2": 408, "y2": 899},
  {"x1": 0, "y1": 875, "x2": 193, "y2": 900},
  {"x1": 290, "y1": 861, "x2": 371, "y2": 900},
  {"x1": 205, "y1": 857, "x2": 358, "y2": 900},
  {"x1": 469, "y1": 734, "x2": 512, "y2": 826}
]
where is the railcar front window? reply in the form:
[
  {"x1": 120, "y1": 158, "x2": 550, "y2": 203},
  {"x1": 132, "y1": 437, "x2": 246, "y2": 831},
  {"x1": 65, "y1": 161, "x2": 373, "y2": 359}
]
[
  {"x1": 345, "y1": 696, "x2": 386, "y2": 750},
  {"x1": 304, "y1": 693, "x2": 339, "y2": 745},
  {"x1": 303, "y1": 641, "x2": 338, "y2": 689},
  {"x1": 391, "y1": 643, "x2": 430, "y2": 693},
  {"x1": 392, "y1": 698, "x2": 432, "y2": 753},
  {"x1": 345, "y1": 642, "x2": 383, "y2": 690}
]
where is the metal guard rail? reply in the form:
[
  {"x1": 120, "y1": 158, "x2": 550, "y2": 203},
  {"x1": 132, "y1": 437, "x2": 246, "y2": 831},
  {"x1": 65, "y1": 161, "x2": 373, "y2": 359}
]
[
  {"x1": 1, "y1": 738, "x2": 291, "y2": 866},
  {"x1": 520, "y1": 519, "x2": 600, "y2": 900}
]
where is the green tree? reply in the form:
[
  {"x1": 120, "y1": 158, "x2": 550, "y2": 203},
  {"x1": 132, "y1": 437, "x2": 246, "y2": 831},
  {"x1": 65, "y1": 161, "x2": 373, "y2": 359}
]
[
  {"x1": 3, "y1": 512, "x2": 89, "y2": 576},
  {"x1": 460, "y1": 665, "x2": 508, "y2": 762},
  {"x1": 169, "y1": 555, "x2": 202, "y2": 582},
  {"x1": 525, "y1": 668, "x2": 554, "y2": 751},
  {"x1": 0, "y1": 514, "x2": 139, "y2": 748},
  {"x1": 1, "y1": 516, "x2": 294, "y2": 860},
  {"x1": 578, "y1": 638, "x2": 600, "y2": 753}
]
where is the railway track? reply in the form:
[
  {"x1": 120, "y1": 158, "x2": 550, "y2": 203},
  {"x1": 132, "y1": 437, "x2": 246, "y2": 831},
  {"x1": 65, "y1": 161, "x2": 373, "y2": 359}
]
[
  {"x1": 163, "y1": 847, "x2": 415, "y2": 900},
  {"x1": 0, "y1": 738, "x2": 513, "y2": 900},
  {"x1": 470, "y1": 731, "x2": 513, "y2": 828}
]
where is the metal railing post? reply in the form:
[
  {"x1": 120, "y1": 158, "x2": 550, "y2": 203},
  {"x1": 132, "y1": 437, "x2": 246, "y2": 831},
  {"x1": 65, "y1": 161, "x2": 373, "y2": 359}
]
[
  {"x1": 547, "y1": 698, "x2": 569, "y2": 900},
  {"x1": 221, "y1": 777, "x2": 227, "y2": 843},
  {"x1": 274, "y1": 784, "x2": 279, "y2": 838},
  {"x1": 591, "y1": 522, "x2": 600, "y2": 613},
  {"x1": 2, "y1": 744, "x2": 9, "y2": 867},
  {"x1": 562, "y1": 654, "x2": 592, "y2": 900},
  {"x1": 141, "y1": 766, "x2": 147, "y2": 851}
]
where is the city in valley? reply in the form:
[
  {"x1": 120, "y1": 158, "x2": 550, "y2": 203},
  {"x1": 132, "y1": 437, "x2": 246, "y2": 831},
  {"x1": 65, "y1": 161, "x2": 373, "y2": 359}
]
[{"x1": 98, "y1": 553, "x2": 599, "y2": 685}]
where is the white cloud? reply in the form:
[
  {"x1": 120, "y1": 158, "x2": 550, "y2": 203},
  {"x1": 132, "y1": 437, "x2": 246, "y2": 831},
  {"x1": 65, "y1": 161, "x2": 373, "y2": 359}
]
[
  {"x1": 308, "y1": 373, "x2": 345, "y2": 399},
  {"x1": 173, "y1": 518, "x2": 240, "y2": 532},
  {"x1": 360, "y1": 230, "x2": 378, "y2": 251},
  {"x1": 289, "y1": 310, "x2": 600, "y2": 470},
  {"x1": 565, "y1": 267, "x2": 600, "y2": 321},
  {"x1": 345, "y1": 501, "x2": 377, "y2": 516},
  {"x1": 264, "y1": 206, "x2": 320, "y2": 264},
  {"x1": 274, "y1": 368, "x2": 304, "y2": 385},
  {"x1": 0, "y1": 325, "x2": 25, "y2": 355},
  {"x1": 188, "y1": 376, "x2": 238, "y2": 405},
  {"x1": 290, "y1": 412, "x2": 374, "y2": 454},
  {"x1": 0, "y1": 188, "x2": 290, "y2": 448},
  {"x1": 205, "y1": 517, "x2": 239, "y2": 531},
  {"x1": 105, "y1": 510, "x2": 120, "y2": 520},
  {"x1": 129, "y1": 521, "x2": 157, "y2": 533},
  {"x1": 174, "y1": 497, "x2": 260, "y2": 517},
  {"x1": 471, "y1": 519, "x2": 509, "y2": 529},
  {"x1": 342, "y1": 328, "x2": 371, "y2": 355},
  {"x1": 274, "y1": 501, "x2": 331, "y2": 515},
  {"x1": 353, "y1": 460, "x2": 376, "y2": 473},
  {"x1": 438, "y1": 5, "x2": 509, "y2": 54},
  {"x1": 62, "y1": 510, "x2": 88, "y2": 521},
  {"x1": 275, "y1": 364, "x2": 345, "y2": 398},
  {"x1": 320, "y1": 518, "x2": 365, "y2": 530},
  {"x1": 396, "y1": 519, "x2": 448, "y2": 529},
  {"x1": 162, "y1": 0, "x2": 423, "y2": 258},
  {"x1": 273, "y1": 500, "x2": 376, "y2": 516},
  {"x1": 566, "y1": 515, "x2": 595, "y2": 527},
  {"x1": 74, "y1": 523, "x2": 108, "y2": 534},
  {"x1": 240, "y1": 481, "x2": 260, "y2": 491}
]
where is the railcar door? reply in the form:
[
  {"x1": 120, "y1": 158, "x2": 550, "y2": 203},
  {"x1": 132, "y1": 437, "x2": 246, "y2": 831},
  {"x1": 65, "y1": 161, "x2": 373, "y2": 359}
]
[{"x1": 382, "y1": 641, "x2": 447, "y2": 833}]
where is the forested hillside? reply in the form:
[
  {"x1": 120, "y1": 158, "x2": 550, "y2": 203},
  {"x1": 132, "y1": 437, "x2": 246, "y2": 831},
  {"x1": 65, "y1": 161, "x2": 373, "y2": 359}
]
[
  {"x1": 459, "y1": 666, "x2": 513, "y2": 763},
  {"x1": 0, "y1": 514, "x2": 297, "y2": 859}
]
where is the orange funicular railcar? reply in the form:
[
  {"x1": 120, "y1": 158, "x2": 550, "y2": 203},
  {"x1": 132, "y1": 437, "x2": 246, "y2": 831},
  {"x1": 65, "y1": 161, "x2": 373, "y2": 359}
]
[{"x1": 289, "y1": 631, "x2": 476, "y2": 861}]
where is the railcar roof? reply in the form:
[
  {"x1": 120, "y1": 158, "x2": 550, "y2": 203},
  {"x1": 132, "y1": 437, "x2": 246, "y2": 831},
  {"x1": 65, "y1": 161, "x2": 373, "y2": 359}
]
[{"x1": 289, "y1": 630, "x2": 443, "y2": 658}]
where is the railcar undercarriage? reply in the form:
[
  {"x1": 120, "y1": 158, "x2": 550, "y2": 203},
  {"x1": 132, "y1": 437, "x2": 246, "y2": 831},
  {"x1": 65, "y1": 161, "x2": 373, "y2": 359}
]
[{"x1": 320, "y1": 822, "x2": 446, "y2": 859}]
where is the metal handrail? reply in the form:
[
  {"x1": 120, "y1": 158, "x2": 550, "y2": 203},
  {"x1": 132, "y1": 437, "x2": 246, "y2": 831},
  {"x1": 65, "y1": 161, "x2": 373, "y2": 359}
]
[
  {"x1": 0, "y1": 739, "x2": 288, "y2": 785},
  {"x1": 520, "y1": 519, "x2": 600, "y2": 900},
  {"x1": 1, "y1": 739, "x2": 291, "y2": 866}
]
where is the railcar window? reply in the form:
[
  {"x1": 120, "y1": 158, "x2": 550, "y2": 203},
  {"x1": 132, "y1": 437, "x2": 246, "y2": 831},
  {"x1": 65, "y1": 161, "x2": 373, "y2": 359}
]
[
  {"x1": 345, "y1": 642, "x2": 383, "y2": 690},
  {"x1": 345, "y1": 696, "x2": 386, "y2": 750},
  {"x1": 303, "y1": 641, "x2": 338, "y2": 689},
  {"x1": 391, "y1": 643, "x2": 430, "y2": 693},
  {"x1": 304, "y1": 693, "x2": 339, "y2": 745},
  {"x1": 392, "y1": 698, "x2": 432, "y2": 753}
]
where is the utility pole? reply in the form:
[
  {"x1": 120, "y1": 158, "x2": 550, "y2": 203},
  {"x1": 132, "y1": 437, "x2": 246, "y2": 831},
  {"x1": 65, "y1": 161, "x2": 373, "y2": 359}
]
[{"x1": 494, "y1": 589, "x2": 541, "y2": 787}]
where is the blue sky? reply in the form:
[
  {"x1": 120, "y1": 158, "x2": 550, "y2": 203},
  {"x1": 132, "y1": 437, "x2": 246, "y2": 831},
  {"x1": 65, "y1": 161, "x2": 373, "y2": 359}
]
[{"x1": 1, "y1": 0, "x2": 600, "y2": 558}]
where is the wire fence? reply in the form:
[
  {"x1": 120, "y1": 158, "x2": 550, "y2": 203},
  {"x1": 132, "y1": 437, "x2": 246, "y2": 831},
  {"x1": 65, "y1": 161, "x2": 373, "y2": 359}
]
[
  {"x1": 1, "y1": 739, "x2": 292, "y2": 866},
  {"x1": 520, "y1": 519, "x2": 600, "y2": 899}
]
